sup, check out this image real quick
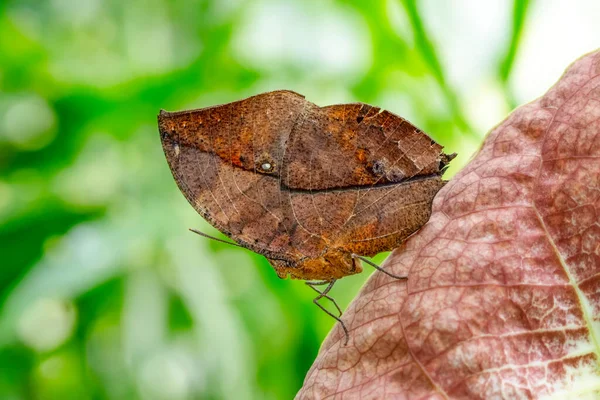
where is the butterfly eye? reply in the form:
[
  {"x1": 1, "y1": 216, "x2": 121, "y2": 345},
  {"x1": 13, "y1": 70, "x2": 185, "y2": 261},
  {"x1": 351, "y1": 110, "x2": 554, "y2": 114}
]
[{"x1": 260, "y1": 162, "x2": 273, "y2": 172}]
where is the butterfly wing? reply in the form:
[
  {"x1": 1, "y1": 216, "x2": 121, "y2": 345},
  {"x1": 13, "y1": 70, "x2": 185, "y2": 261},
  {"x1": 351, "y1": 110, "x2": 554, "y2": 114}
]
[
  {"x1": 281, "y1": 101, "x2": 451, "y2": 256},
  {"x1": 159, "y1": 91, "x2": 453, "y2": 277},
  {"x1": 159, "y1": 91, "x2": 309, "y2": 262}
]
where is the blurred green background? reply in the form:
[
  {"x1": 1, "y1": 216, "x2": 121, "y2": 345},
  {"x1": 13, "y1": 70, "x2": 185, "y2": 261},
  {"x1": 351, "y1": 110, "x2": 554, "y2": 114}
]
[{"x1": 0, "y1": 0, "x2": 598, "y2": 399}]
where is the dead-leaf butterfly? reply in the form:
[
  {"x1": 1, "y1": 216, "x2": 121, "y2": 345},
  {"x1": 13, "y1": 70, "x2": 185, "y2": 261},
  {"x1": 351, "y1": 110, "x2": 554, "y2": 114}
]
[{"x1": 158, "y1": 90, "x2": 454, "y2": 343}]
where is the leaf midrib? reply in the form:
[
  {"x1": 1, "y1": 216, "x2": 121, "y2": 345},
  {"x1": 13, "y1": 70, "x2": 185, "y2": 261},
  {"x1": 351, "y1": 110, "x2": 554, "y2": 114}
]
[{"x1": 531, "y1": 205, "x2": 600, "y2": 362}]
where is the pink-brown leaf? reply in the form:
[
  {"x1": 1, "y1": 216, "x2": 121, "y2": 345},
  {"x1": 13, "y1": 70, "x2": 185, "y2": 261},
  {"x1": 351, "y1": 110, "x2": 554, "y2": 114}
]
[{"x1": 297, "y1": 51, "x2": 600, "y2": 399}]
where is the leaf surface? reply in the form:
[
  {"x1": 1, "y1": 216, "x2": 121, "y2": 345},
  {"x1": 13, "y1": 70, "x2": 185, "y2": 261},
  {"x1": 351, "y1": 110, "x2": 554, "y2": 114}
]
[{"x1": 297, "y1": 50, "x2": 600, "y2": 399}]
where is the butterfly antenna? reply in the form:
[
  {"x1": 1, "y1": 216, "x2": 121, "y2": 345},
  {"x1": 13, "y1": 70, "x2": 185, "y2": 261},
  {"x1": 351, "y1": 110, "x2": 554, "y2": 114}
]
[
  {"x1": 189, "y1": 228, "x2": 243, "y2": 248},
  {"x1": 351, "y1": 254, "x2": 407, "y2": 280}
]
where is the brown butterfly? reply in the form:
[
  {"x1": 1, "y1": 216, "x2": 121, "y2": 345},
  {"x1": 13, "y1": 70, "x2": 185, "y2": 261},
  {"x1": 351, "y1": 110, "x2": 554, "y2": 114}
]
[{"x1": 158, "y1": 90, "x2": 453, "y2": 343}]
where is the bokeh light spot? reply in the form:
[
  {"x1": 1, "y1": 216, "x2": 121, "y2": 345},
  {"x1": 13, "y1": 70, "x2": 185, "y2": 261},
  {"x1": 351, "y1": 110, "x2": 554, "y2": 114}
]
[
  {"x1": 2, "y1": 94, "x2": 57, "y2": 151},
  {"x1": 17, "y1": 298, "x2": 77, "y2": 352}
]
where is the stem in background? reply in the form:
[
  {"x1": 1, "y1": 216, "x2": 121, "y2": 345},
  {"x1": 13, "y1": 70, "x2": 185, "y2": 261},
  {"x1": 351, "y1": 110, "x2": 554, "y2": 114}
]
[
  {"x1": 498, "y1": 0, "x2": 533, "y2": 109},
  {"x1": 399, "y1": 0, "x2": 477, "y2": 140}
]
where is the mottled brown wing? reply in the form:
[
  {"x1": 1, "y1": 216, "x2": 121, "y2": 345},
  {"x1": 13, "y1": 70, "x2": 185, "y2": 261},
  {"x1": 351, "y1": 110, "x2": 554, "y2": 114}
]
[
  {"x1": 282, "y1": 103, "x2": 444, "y2": 189},
  {"x1": 281, "y1": 101, "x2": 450, "y2": 255},
  {"x1": 158, "y1": 90, "x2": 451, "y2": 267},
  {"x1": 159, "y1": 90, "x2": 311, "y2": 263},
  {"x1": 331, "y1": 177, "x2": 446, "y2": 256},
  {"x1": 283, "y1": 178, "x2": 446, "y2": 259}
]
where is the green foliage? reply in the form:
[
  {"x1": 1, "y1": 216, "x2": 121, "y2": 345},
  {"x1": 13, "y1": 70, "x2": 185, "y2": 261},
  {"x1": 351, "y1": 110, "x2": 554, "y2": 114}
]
[{"x1": 0, "y1": 0, "x2": 533, "y2": 398}]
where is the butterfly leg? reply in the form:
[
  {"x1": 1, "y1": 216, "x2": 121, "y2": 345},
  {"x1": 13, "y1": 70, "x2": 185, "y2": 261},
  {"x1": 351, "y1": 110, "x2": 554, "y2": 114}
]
[
  {"x1": 305, "y1": 281, "x2": 343, "y2": 317},
  {"x1": 306, "y1": 280, "x2": 350, "y2": 346},
  {"x1": 351, "y1": 254, "x2": 408, "y2": 280},
  {"x1": 305, "y1": 280, "x2": 331, "y2": 286}
]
